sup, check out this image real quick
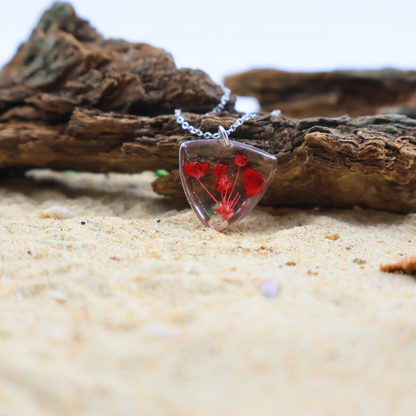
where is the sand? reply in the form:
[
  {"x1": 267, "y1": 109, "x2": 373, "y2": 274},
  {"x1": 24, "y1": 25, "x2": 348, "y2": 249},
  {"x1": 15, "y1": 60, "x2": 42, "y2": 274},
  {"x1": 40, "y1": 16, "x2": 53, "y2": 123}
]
[{"x1": 0, "y1": 170, "x2": 415, "y2": 416}]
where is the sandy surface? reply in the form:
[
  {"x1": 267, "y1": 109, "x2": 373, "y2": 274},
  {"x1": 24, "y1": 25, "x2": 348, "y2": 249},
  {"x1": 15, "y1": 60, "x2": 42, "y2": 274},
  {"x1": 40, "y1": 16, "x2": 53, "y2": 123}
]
[{"x1": 0, "y1": 170, "x2": 415, "y2": 416}]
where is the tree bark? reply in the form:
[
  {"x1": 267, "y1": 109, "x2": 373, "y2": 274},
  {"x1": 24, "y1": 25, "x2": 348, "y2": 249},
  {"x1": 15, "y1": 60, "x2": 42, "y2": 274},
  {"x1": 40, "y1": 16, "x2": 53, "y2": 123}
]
[
  {"x1": 225, "y1": 69, "x2": 416, "y2": 119},
  {"x1": 0, "y1": 2, "x2": 233, "y2": 121},
  {"x1": 152, "y1": 113, "x2": 416, "y2": 214},
  {"x1": 1, "y1": 3, "x2": 416, "y2": 214}
]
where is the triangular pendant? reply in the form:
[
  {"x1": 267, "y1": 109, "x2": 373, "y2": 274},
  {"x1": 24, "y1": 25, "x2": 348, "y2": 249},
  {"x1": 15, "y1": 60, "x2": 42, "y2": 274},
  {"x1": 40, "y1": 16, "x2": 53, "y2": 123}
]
[{"x1": 179, "y1": 138, "x2": 277, "y2": 232}]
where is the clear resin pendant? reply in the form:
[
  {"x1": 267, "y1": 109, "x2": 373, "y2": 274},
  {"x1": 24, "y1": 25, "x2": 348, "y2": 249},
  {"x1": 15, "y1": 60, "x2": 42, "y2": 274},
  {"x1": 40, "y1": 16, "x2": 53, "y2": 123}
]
[{"x1": 179, "y1": 137, "x2": 277, "y2": 232}]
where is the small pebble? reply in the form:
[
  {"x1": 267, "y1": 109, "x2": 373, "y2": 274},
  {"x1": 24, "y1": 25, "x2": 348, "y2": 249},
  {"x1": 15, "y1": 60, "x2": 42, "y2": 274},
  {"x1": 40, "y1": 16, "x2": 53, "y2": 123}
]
[
  {"x1": 143, "y1": 322, "x2": 179, "y2": 339},
  {"x1": 353, "y1": 258, "x2": 367, "y2": 265},
  {"x1": 259, "y1": 279, "x2": 280, "y2": 299},
  {"x1": 40, "y1": 206, "x2": 76, "y2": 220},
  {"x1": 326, "y1": 233, "x2": 340, "y2": 241},
  {"x1": 50, "y1": 291, "x2": 68, "y2": 304}
]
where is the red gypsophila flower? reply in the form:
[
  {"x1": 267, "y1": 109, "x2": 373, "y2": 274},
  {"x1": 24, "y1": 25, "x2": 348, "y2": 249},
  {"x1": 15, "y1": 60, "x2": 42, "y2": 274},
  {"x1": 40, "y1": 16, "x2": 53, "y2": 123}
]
[
  {"x1": 215, "y1": 175, "x2": 232, "y2": 194},
  {"x1": 235, "y1": 154, "x2": 248, "y2": 167},
  {"x1": 213, "y1": 164, "x2": 227, "y2": 177},
  {"x1": 183, "y1": 162, "x2": 209, "y2": 178},
  {"x1": 243, "y1": 168, "x2": 265, "y2": 196}
]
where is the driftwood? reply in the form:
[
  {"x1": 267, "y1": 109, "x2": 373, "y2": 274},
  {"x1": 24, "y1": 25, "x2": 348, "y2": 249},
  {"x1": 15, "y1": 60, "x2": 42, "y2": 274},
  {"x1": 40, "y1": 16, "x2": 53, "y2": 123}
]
[
  {"x1": 152, "y1": 113, "x2": 416, "y2": 214},
  {"x1": 1, "y1": 3, "x2": 416, "y2": 214},
  {"x1": 0, "y1": 3, "x2": 232, "y2": 120},
  {"x1": 225, "y1": 69, "x2": 416, "y2": 119},
  {"x1": 1, "y1": 105, "x2": 416, "y2": 213}
]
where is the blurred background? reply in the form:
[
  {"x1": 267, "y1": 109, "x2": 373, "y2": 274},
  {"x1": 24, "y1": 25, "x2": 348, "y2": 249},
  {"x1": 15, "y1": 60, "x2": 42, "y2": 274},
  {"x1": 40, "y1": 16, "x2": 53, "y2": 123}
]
[{"x1": 1, "y1": 0, "x2": 415, "y2": 112}]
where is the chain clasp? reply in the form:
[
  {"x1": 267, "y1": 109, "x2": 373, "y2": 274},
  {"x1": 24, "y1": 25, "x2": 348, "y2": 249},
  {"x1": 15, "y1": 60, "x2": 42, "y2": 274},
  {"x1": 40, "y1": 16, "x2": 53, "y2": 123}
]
[{"x1": 218, "y1": 126, "x2": 230, "y2": 147}]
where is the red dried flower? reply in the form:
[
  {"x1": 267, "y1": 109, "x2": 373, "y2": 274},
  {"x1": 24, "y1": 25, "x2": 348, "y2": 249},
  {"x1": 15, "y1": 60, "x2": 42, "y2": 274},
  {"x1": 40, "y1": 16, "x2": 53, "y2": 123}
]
[
  {"x1": 183, "y1": 162, "x2": 209, "y2": 178},
  {"x1": 215, "y1": 193, "x2": 241, "y2": 221},
  {"x1": 213, "y1": 164, "x2": 227, "y2": 177},
  {"x1": 215, "y1": 203, "x2": 234, "y2": 221},
  {"x1": 235, "y1": 154, "x2": 248, "y2": 167},
  {"x1": 243, "y1": 169, "x2": 265, "y2": 196},
  {"x1": 215, "y1": 175, "x2": 232, "y2": 194}
]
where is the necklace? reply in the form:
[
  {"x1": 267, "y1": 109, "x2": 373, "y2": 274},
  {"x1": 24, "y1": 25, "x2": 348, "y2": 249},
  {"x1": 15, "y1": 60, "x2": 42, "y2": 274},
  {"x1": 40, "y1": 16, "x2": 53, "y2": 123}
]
[{"x1": 174, "y1": 88, "x2": 278, "y2": 233}]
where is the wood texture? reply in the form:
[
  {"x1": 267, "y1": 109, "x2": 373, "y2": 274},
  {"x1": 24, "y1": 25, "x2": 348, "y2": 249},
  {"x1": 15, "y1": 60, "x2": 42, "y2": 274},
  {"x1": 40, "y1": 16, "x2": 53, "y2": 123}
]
[
  {"x1": 0, "y1": 2, "x2": 232, "y2": 121},
  {"x1": 152, "y1": 113, "x2": 416, "y2": 214},
  {"x1": 1, "y1": 3, "x2": 416, "y2": 214},
  {"x1": 225, "y1": 69, "x2": 416, "y2": 119}
]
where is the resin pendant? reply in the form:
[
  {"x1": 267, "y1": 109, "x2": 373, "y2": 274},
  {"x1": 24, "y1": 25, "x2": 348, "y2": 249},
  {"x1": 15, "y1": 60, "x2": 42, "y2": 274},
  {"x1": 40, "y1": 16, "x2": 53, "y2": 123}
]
[{"x1": 179, "y1": 138, "x2": 277, "y2": 232}]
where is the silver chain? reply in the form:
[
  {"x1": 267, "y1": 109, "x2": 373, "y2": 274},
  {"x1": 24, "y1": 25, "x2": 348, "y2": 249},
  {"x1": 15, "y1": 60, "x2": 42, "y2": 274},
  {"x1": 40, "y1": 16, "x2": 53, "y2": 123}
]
[{"x1": 174, "y1": 87, "x2": 258, "y2": 139}]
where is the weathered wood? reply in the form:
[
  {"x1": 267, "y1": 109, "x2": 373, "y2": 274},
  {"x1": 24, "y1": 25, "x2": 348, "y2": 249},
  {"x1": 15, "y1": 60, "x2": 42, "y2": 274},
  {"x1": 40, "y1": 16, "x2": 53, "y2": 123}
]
[
  {"x1": 0, "y1": 2, "x2": 233, "y2": 121},
  {"x1": 152, "y1": 113, "x2": 416, "y2": 214},
  {"x1": 2, "y1": 105, "x2": 416, "y2": 213},
  {"x1": 1, "y1": 3, "x2": 416, "y2": 214},
  {"x1": 225, "y1": 69, "x2": 416, "y2": 119}
]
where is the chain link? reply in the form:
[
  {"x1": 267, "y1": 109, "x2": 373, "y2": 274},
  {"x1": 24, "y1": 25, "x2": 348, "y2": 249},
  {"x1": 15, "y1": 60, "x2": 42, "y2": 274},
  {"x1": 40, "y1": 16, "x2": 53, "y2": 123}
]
[{"x1": 174, "y1": 87, "x2": 258, "y2": 139}]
